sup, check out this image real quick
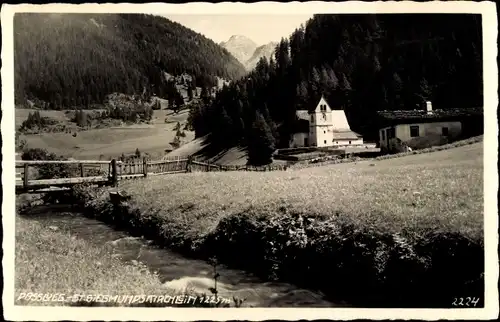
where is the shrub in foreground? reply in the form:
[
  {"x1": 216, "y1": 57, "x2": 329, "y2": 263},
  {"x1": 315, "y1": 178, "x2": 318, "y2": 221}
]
[
  {"x1": 206, "y1": 210, "x2": 483, "y2": 308},
  {"x1": 21, "y1": 148, "x2": 78, "y2": 180}
]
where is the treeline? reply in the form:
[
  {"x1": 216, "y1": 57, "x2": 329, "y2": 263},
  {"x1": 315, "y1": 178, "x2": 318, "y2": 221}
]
[
  {"x1": 14, "y1": 13, "x2": 246, "y2": 109},
  {"x1": 190, "y1": 14, "x2": 483, "y2": 155},
  {"x1": 105, "y1": 101, "x2": 153, "y2": 123}
]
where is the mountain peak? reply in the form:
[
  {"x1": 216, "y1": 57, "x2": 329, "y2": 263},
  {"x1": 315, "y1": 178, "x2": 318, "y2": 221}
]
[
  {"x1": 220, "y1": 35, "x2": 258, "y2": 67},
  {"x1": 229, "y1": 34, "x2": 251, "y2": 41},
  {"x1": 221, "y1": 35, "x2": 258, "y2": 47}
]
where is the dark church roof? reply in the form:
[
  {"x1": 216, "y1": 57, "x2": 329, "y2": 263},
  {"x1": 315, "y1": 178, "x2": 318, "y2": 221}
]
[
  {"x1": 296, "y1": 110, "x2": 310, "y2": 121},
  {"x1": 296, "y1": 95, "x2": 344, "y2": 115},
  {"x1": 376, "y1": 107, "x2": 483, "y2": 127}
]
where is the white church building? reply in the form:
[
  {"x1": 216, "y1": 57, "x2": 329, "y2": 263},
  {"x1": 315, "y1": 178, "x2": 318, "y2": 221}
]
[{"x1": 290, "y1": 95, "x2": 364, "y2": 148}]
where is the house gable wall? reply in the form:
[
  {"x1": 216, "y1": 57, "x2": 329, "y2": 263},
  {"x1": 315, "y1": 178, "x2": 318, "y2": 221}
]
[
  {"x1": 379, "y1": 121, "x2": 462, "y2": 151},
  {"x1": 291, "y1": 133, "x2": 309, "y2": 148}
]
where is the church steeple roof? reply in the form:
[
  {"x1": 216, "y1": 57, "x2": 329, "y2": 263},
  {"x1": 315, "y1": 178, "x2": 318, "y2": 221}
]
[{"x1": 305, "y1": 93, "x2": 342, "y2": 113}]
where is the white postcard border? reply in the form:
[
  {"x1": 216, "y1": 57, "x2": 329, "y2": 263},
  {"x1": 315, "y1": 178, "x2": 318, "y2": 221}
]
[{"x1": 2, "y1": 2, "x2": 498, "y2": 321}]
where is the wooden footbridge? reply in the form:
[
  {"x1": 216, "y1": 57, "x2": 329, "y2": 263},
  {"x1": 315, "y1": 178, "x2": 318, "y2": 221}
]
[
  {"x1": 15, "y1": 157, "x2": 188, "y2": 194},
  {"x1": 15, "y1": 156, "x2": 288, "y2": 194}
]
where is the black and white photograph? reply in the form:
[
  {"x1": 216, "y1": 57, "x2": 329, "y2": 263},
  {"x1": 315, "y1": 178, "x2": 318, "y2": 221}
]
[{"x1": 1, "y1": 1, "x2": 498, "y2": 321}]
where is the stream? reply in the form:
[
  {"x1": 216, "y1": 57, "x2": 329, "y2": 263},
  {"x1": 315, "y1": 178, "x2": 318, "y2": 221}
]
[{"x1": 20, "y1": 206, "x2": 348, "y2": 308}]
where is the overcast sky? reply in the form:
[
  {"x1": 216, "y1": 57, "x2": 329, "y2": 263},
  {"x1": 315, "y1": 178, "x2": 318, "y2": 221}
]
[{"x1": 164, "y1": 14, "x2": 313, "y2": 46}]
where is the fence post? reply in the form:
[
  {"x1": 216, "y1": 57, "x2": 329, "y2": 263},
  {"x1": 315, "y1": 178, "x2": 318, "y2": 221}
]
[
  {"x1": 143, "y1": 157, "x2": 148, "y2": 177},
  {"x1": 186, "y1": 156, "x2": 192, "y2": 173},
  {"x1": 23, "y1": 163, "x2": 29, "y2": 190},
  {"x1": 111, "y1": 159, "x2": 118, "y2": 187}
]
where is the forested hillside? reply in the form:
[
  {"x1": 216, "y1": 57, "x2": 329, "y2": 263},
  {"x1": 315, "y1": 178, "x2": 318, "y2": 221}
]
[
  {"x1": 190, "y1": 14, "x2": 483, "y2": 153},
  {"x1": 14, "y1": 13, "x2": 247, "y2": 109}
]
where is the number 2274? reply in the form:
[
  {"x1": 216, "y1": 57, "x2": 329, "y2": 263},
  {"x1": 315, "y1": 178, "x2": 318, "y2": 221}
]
[{"x1": 452, "y1": 297, "x2": 480, "y2": 307}]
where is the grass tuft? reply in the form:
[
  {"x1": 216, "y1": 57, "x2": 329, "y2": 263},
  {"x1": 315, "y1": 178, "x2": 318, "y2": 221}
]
[{"x1": 15, "y1": 215, "x2": 163, "y2": 306}]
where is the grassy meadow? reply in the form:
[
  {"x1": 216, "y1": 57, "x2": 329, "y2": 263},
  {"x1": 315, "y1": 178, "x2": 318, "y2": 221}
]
[
  {"x1": 124, "y1": 141, "x2": 483, "y2": 240},
  {"x1": 15, "y1": 215, "x2": 167, "y2": 306},
  {"x1": 16, "y1": 108, "x2": 194, "y2": 160},
  {"x1": 68, "y1": 140, "x2": 484, "y2": 307}
]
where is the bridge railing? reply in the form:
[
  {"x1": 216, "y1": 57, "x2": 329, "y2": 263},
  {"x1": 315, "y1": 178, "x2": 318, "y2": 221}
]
[{"x1": 15, "y1": 160, "x2": 118, "y2": 191}]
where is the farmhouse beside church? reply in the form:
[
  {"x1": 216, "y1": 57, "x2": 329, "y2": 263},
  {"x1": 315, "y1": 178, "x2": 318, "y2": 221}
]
[
  {"x1": 291, "y1": 95, "x2": 363, "y2": 148},
  {"x1": 377, "y1": 101, "x2": 483, "y2": 153}
]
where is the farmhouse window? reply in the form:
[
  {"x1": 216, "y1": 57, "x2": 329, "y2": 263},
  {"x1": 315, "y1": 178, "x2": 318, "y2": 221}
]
[
  {"x1": 442, "y1": 127, "x2": 449, "y2": 136},
  {"x1": 410, "y1": 125, "x2": 420, "y2": 137}
]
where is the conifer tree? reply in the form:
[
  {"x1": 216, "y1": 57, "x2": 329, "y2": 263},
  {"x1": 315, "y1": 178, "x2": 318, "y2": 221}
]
[
  {"x1": 416, "y1": 77, "x2": 432, "y2": 102},
  {"x1": 75, "y1": 109, "x2": 88, "y2": 127},
  {"x1": 247, "y1": 111, "x2": 276, "y2": 166}
]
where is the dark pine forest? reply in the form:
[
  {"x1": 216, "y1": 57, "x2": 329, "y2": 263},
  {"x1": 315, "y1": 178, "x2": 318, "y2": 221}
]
[
  {"x1": 14, "y1": 13, "x2": 247, "y2": 109},
  {"x1": 189, "y1": 14, "x2": 483, "y2": 151}
]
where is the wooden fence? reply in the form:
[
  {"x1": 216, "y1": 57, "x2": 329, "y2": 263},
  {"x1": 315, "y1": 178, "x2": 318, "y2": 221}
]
[{"x1": 15, "y1": 156, "x2": 288, "y2": 193}]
